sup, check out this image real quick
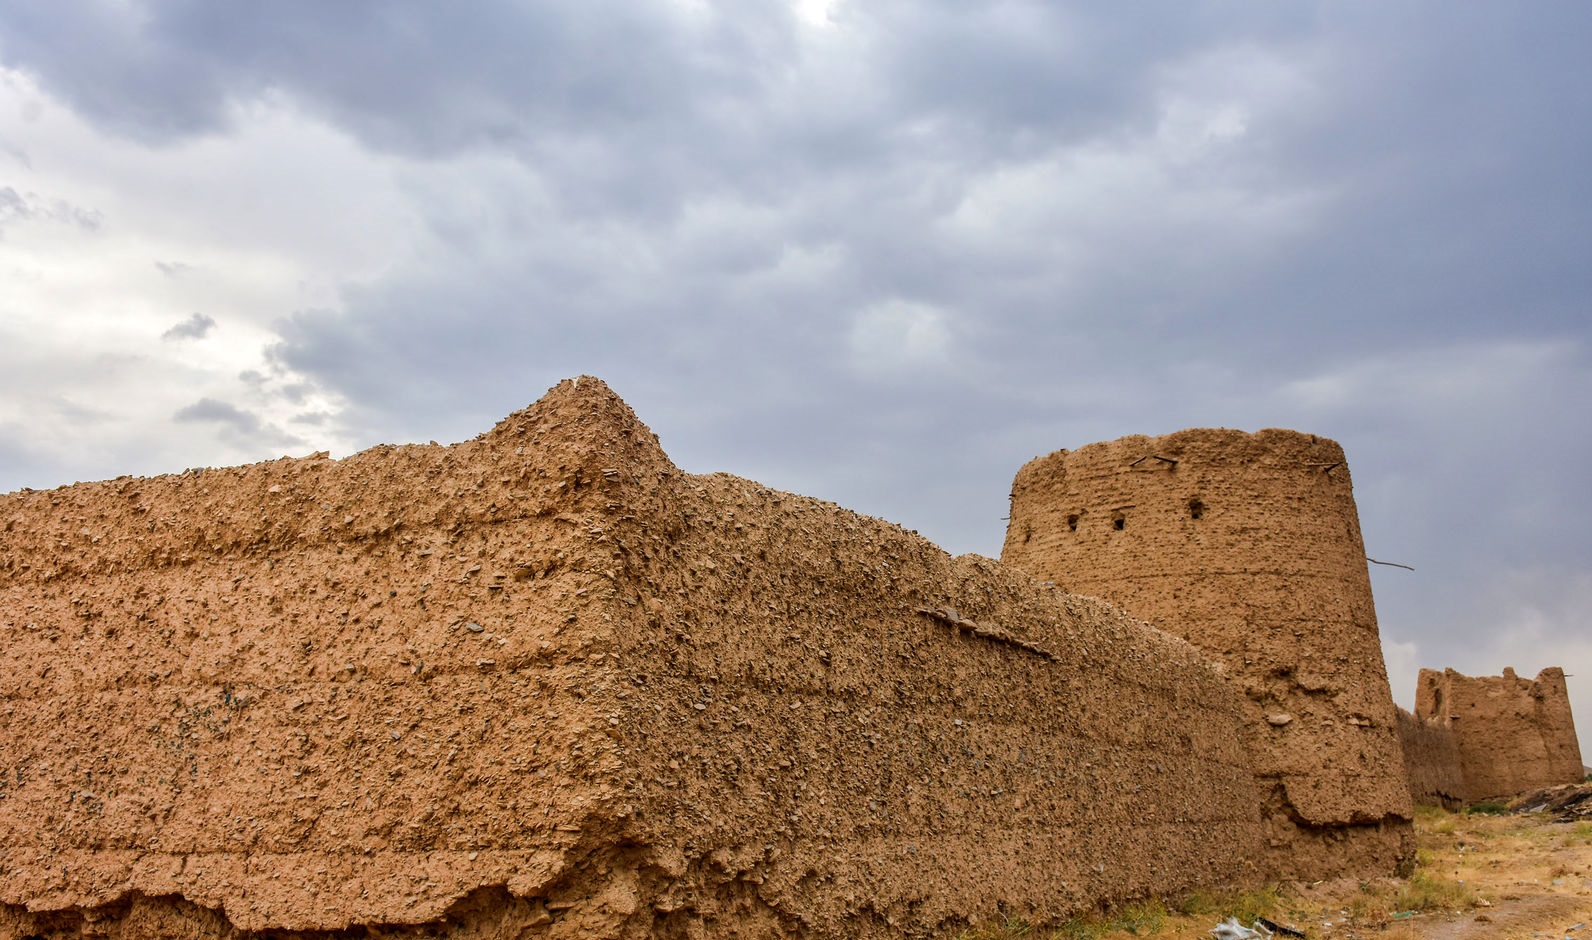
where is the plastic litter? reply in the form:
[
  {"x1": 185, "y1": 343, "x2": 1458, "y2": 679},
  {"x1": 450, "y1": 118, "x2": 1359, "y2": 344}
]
[
  {"x1": 1257, "y1": 915, "x2": 1307, "y2": 937},
  {"x1": 1210, "y1": 918, "x2": 1272, "y2": 940}
]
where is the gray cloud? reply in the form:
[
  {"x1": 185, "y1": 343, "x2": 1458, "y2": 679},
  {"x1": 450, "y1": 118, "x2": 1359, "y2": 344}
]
[
  {"x1": 173, "y1": 396, "x2": 260, "y2": 432},
  {"x1": 250, "y1": 0, "x2": 1591, "y2": 550},
  {"x1": 44, "y1": 396, "x2": 112, "y2": 425},
  {"x1": 161, "y1": 312, "x2": 215, "y2": 341},
  {"x1": 0, "y1": 185, "x2": 22, "y2": 220},
  {"x1": 0, "y1": 184, "x2": 102, "y2": 234},
  {"x1": 4, "y1": 1, "x2": 1592, "y2": 725},
  {"x1": 0, "y1": 2, "x2": 1302, "y2": 222},
  {"x1": 171, "y1": 396, "x2": 303, "y2": 452}
]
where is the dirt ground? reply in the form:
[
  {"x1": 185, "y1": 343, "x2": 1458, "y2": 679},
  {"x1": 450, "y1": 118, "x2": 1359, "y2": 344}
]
[{"x1": 961, "y1": 805, "x2": 1592, "y2": 940}]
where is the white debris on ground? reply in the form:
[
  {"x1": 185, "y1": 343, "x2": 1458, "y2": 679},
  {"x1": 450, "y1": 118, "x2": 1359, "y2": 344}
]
[{"x1": 1209, "y1": 918, "x2": 1271, "y2": 940}]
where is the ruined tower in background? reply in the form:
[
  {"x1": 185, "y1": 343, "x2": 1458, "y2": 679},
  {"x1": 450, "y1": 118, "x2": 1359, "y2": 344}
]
[
  {"x1": 1001, "y1": 428, "x2": 1414, "y2": 879},
  {"x1": 1412, "y1": 667, "x2": 1584, "y2": 802}
]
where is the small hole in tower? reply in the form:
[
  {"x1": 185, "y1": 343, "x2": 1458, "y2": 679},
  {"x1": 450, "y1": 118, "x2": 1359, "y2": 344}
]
[
  {"x1": 1188, "y1": 498, "x2": 1205, "y2": 520},
  {"x1": 1112, "y1": 514, "x2": 1125, "y2": 531},
  {"x1": 1067, "y1": 514, "x2": 1079, "y2": 532}
]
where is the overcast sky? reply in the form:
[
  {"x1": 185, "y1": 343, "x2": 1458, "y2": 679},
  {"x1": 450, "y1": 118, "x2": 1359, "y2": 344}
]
[{"x1": 2, "y1": 1, "x2": 1590, "y2": 739}]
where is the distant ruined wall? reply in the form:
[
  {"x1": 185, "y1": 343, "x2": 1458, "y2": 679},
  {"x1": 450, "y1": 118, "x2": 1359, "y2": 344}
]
[
  {"x1": 1001, "y1": 428, "x2": 1413, "y2": 880},
  {"x1": 1394, "y1": 708, "x2": 1465, "y2": 808},
  {"x1": 1, "y1": 379, "x2": 1268, "y2": 940},
  {"x1": 1412, "y1": 667, "x2": 1585, "y2": 802}
]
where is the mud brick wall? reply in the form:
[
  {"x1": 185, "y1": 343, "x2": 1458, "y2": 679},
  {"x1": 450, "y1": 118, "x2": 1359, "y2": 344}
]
[
  {"x1": 1413, "y1": 667, "x2": 1585, "y2": 802},
  {"x1": 1001, "y1": 428, "x2": 1414, "y2": 880},
  {"x1": 1, "y1": 378, "x2": 1267, "y2": 940},
  {"x1": 1395, "y1": 708, "x2": 1465, "y2": 808}
]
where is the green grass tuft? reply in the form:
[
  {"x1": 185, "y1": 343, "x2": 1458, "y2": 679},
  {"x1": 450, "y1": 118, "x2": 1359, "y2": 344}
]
[
  {"x1": 1173, "y1": 885, "x2": 1282, "y2": 923},
  {"x1": 1045, "y1": 899, "x2": 1169, "y2": 939},
  {"x1": 1393, "y1": 869, "x2": 1475, "y2": 912},
  {"x1": 1413, "y1": 804, "x2": 1451, "y2": 823}
]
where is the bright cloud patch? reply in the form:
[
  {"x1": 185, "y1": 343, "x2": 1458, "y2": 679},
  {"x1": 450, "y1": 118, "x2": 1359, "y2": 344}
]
[
  {"x1": 848, "y1": 300, "x2": 955, "y2": 375},
  {"x1": 0, "y1": 67, "x2": 382, "y2": 483},
  {"x1": 1380, "y1": 637, "x2": 1421, "y2": 710}
]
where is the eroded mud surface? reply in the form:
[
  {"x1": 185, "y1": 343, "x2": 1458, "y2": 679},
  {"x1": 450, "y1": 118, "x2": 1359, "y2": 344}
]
[{"x1": 2, "y1": 378, "x2": 1269, "y2": 939}]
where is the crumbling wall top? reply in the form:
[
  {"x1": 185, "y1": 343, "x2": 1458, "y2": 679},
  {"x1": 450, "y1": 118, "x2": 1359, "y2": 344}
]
[{"x1": 1414, "y1": 666, "x2": 1584, "y2": 801}]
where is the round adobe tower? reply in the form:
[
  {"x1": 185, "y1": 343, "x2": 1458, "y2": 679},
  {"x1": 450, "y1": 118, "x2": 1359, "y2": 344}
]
[{"x1": 1001, "y1": 428, "x2": 1413, "y2": 879}]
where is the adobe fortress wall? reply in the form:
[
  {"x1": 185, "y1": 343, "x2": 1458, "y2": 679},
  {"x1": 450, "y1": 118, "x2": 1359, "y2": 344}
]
[
  {"x1": 1001, "y1": 429, "x2": 1414, "y2": 879},
  {"x1": 1410, "y1": 667, "x2": 1585, "y2": 803},
  {"x1": 1, "y1": 379, "x2": 1266, "y2": 939},
  {"x1": 1394, "y1": 707, "x2": 1466, "y2": 809}
]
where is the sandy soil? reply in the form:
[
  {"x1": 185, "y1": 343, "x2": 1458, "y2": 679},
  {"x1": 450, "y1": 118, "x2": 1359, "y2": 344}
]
[
  {"x1": 1058, "y1": 808, "x2": 1592, "y2": 940},
  {"x1": 1382, "y1": 810, "x2": 1592, "y2": 940}
]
